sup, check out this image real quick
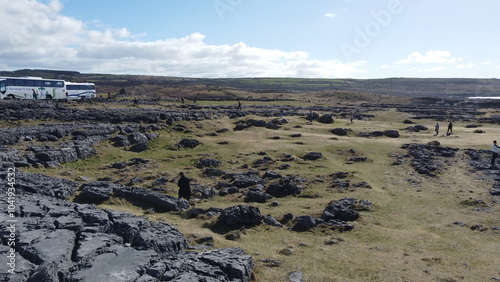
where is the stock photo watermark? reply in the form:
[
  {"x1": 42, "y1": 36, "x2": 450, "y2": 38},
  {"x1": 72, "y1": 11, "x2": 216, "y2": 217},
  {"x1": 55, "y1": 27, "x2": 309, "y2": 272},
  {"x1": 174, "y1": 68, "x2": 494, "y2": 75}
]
[
  {"x1": 4, "y1": 167, "x2": 17, "y2": 275},
  {"x1": 340, "y1": 0, "x2": 403, "y2": 62},
  {"x1": 213, "y1": 0, "x2": 244, "y2": 20}
]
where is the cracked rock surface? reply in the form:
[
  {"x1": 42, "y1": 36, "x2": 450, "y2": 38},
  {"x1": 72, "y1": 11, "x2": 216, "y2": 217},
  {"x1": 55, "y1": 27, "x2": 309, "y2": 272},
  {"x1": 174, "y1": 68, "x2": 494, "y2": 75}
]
[{"x1": 0, "y1": 172, "x2": 254, "y2": 281}]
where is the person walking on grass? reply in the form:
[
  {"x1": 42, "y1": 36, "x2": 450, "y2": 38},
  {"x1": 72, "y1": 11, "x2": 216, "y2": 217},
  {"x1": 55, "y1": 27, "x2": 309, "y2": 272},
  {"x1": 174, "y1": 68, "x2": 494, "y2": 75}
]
[
  {"x1": 491, "y1": 140, "x2": 500, "y2": 169},
  {"x1": 434, "y1": 123, "x2": 439, "y2": 136},
  {"x1": 177, "y1": 172, "x2": 192, "y2": 201},
  {"x1": 447, "y1": 121, "x2": 453, "y2": 135}
]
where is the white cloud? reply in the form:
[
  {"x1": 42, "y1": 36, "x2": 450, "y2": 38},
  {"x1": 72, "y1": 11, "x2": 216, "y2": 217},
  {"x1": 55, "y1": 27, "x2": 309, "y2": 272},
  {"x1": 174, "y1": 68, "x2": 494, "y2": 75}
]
[
  {"x1": 0, "y1": 0, "x2": 83, "y2": 68},
  {"x1": 78, "y1": 37, "x2": 366, "y2": 78},
  {"x1": 406, "y1": 66, "x2": 445, "y2": 73},
  {"x1": 381, "y1": 64, "x2": 399, "y2": 69},
  {"x1": 0, "y1": 0, "x2": 365, "y2": 78},
  {"x1": 397, "y1": 50, "x2": 463, "y2": 65},
  {"x1": 324, "y1": 13, "x2": 337, "y2": 18},
  {"x1": 423, "y1": 66, "x2": 445, "y2": 72},
  {"x1": 456, "y1": 63, "x2": 475, "y2": 69}
]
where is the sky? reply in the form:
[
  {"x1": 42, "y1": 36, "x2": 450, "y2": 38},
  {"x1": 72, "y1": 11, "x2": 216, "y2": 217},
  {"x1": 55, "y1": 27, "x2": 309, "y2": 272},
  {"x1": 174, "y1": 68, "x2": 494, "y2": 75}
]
[{"x1": 0, "y1": 0, "x2": 499, "y2": 79}]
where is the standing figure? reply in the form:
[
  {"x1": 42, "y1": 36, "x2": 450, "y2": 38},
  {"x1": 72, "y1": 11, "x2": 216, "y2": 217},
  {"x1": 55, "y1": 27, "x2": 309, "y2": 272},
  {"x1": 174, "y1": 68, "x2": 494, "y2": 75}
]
[
  {"x1": 32, "y1": 89, "x2": 37, "y2": 100},
  {"x1": 434, "y1": 123, "x2": 439, "y2": 136},
  {"x1": 491, "y1": 140, "x2": 500, "y2": 168},
  {"x1": 447, "y1": 122, "x2": 453, "y2": 135},
  {"x1": 177, "y1": 172, "x2": 191, "y2": 201},
  {"x1": 237, "y1": 100, "x2": 242, "y2": 111}
]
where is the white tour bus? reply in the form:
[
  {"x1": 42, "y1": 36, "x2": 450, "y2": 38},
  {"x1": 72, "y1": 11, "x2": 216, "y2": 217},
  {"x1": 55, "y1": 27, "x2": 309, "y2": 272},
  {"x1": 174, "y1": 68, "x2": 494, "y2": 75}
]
[
  {"x1": 66, "y1": 82, "x2": 96, "y2": 100},
  {"x1": 0, "y1": 76, "x2": 66, "y2": 100}
]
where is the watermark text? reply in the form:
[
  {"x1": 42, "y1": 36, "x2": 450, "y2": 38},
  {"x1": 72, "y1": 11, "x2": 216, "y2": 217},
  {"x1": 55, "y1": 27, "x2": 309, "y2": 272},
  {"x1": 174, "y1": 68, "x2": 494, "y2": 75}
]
[
  {"x1": 340, "y1": 0, "x2": 403, "y2": 61},
  {"x1": 213, "y1": 0, "x2": 244, "y2": 20},
  {"x1": 5, "y1": 167, "x2": 17, "y2": 274}
]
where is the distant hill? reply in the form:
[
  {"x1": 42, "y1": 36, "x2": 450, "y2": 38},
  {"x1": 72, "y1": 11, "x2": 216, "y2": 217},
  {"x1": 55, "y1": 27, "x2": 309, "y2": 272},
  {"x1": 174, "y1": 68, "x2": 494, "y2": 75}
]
[
  {"x1": 0, "y1": 69, "x2": 81, "y2": 77},
  {"x1": 1, "y1": 69, "x2": 498, "y2": 98}
]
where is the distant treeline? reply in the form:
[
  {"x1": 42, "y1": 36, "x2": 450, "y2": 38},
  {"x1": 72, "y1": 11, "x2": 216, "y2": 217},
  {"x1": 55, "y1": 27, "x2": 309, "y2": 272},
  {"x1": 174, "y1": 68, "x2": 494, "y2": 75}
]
[{"x1": 0, "y1": 69, "x2": 81, "y2": 77}]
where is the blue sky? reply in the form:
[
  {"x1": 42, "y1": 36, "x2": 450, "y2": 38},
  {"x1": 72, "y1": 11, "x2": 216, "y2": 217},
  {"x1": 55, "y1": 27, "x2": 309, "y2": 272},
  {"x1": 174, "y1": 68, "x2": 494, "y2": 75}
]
[{"x1": 0, "y1": 0, "x2": 498, "y2": 78}]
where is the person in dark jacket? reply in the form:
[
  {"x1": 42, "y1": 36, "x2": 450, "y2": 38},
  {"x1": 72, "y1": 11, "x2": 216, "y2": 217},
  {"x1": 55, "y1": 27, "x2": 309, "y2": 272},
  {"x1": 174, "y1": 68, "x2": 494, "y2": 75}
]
[
  {"x1": 491, "y1": 140, "x2": 500, "y2": 168},
  {"x1": 447, "y1": 122, "x2": 453, "y2": 135},
  {"x1": 177, "y1": 172, "x2": 191, "y2": 201}
]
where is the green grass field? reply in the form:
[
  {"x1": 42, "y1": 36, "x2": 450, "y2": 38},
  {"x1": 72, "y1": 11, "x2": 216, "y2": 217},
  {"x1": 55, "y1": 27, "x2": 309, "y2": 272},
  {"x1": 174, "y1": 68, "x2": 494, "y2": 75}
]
[{"x1": 23, "y1": 100, "x2": 500, "y2": 282}]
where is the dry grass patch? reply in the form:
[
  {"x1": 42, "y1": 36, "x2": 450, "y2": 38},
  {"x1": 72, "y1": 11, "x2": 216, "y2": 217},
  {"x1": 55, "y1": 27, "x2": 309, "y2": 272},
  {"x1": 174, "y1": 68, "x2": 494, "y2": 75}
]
[{"x1": 21, "y1": 107, "x2": 500, "y2": 281}]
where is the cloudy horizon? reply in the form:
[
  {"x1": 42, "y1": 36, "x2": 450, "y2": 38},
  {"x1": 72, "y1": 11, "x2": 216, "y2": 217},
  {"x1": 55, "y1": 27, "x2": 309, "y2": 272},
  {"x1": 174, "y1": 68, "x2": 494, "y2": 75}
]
[{"x1": 0, "y1": 0, "x2": 498, "y2": 79}]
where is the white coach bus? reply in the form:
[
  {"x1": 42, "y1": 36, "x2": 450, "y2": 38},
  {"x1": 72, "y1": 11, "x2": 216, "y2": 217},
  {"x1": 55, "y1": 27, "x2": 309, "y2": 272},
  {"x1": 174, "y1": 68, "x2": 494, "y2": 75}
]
[
  {"x1": 66, "y1": 82, "x2": 96, "y2": 100},
  {"x1": 0, "y1": 76, "x2": 66, "y2": 100}
]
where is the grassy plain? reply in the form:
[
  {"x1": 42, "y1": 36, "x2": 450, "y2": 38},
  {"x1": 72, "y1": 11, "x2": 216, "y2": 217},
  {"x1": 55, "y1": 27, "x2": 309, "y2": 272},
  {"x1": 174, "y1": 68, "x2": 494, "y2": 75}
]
[{"x1": 23, "y1": 98, "x2": 500, "y2": 282}]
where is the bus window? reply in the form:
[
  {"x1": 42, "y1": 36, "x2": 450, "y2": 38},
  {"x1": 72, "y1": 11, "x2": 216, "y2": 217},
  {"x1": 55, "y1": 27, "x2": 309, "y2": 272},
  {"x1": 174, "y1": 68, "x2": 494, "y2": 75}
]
[
  {"x1": 15, "y1": 79, "x2": 25, "y2": 86},
  {"x1": 25, "y1": 80, "x2": 36, "y2": 87},
  {"x1": 35, "y1": 80, "x2": 42, "y2": 87},
  {"x1": 0, "y1": 81, "x2": 5, "y2": 94}
]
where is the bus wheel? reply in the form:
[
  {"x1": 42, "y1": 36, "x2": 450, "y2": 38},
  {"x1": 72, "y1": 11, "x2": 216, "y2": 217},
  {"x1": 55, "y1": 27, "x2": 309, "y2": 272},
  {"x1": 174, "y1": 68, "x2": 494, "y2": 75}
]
[
  {"x1": 7, "y1": 94, "x2": 15, "y2": 100},
  {"x1": 46, "y1": 95, "x2": 53, "y2": 100}
]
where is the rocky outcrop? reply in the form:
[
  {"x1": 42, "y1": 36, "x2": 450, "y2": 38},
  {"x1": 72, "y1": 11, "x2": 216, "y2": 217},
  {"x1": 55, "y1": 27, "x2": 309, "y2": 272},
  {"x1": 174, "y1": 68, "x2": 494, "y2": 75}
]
[
  {"x1": 113, "y1": 184, "x2": 191, "y2": 212},
  {"x1": 0, "y1": 123, "x2": 162, "y2": 167},
  {"x1": 464, "y1": 148, "x2": 500, "y2": 198},
  {"x1": 230, "y1": 175, "x2": 265, "y2": 189},
  {"x1": 233, "y1": 118, "x2": 285, "y2": 131},
  {"x1": 302, "y1": 152, "x2": 322, "y2": 161},
  {"x1": 265, "y1": 176, "x2": 305, "y2": 198},
  {"x1": 317, "y1": 114, "x2": 334, "y2": 124},
  {"x1": 331, "y1": 128, "x2": 348, "y2": 136},
  {"x1": 234, "y1": 119, "x2": 268, "y2": 131},
  {"x1": 79, "y1": 181, "x2": 119, "y2": 203},
  {"x1": 198, "y1": 158, "x2": 222, "y2": 168},
  {"x1": 176, "y1": 138, "x2": 200, "y2": 149},
  {"x1": 0, "y1": 171, "x2": 254, "y2": 281},
  {"x1": 0, "y1": 100, "x2": 226, "y2": 124},
  {"x1": 384, "y1": 130, "x2": 400, "y2": 138},
  {"x1": 291, "y1": 198, "x2": 371, "y2": 232},
  {"x1": 403, "y1": 143, "x2": 458, "y2": 176},
  {"x1": 12, "y1": 171, "x2": 80, "y2": 199},
  {"x1": 217, "y1": 205, "x2": 265, "y2": 227},
  {"x1": 245, "y1": 191, "x2": 274, "y2": 203},
  {"x1": 405, "y1": 124, "x2": 429, "y2": 132}
]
